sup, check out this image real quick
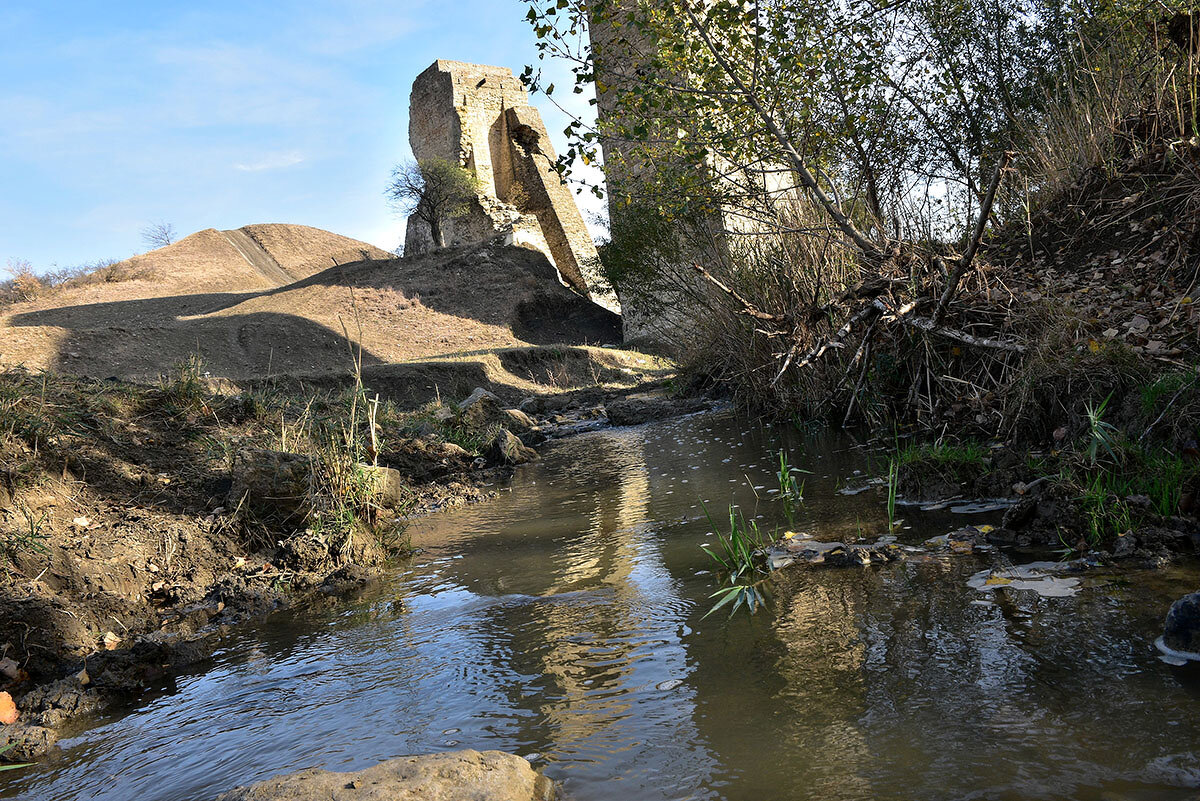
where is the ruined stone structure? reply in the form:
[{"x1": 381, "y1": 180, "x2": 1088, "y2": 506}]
[
  {"x1": 585, "y1": 3, "x2": 727, "y2": 342},
  {"x1": 405, "y1": 60, "x2": 616, "y2": 312},
  {"x1": 588, "y1": 1, "x2": 785, "y2": 344}
]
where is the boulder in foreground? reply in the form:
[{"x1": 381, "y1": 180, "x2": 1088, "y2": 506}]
[{"x1": 214, "y1": 750, "x2": 557, "y2": 801}]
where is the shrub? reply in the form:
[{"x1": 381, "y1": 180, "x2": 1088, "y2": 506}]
[{"x1": 4, "y1": 259, "x2": 42, "y2": 301}]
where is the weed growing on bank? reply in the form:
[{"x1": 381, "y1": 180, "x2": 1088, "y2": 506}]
[
  {"x1": 1058, "y1": 440, "x2": 1200, "y2": 547},
  {"x1": 0, "y1": 505, "x2": 50, "y2": 567},
  {"x1": 895, "y1": 440, "x2": 988, "y2": 471},
  {"x1": 227, "y1": 371, "x2": 413, "y2": 557},
  {"x1": 887, "y1": 373, "x2": 1200, "y2": 549}
]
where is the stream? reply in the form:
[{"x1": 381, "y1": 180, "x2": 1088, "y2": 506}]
[{"x1": 3, "y1": 411, "x2": 1200, "y2": 800}]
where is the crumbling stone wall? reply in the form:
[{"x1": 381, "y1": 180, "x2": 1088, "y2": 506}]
[
  {"x1": 587, "y1": 1, "x2": 784, "y2": 345},
  {"x1": 405, "y1": 60, "x2": 616, "y2": 313},
  {"x1": 586, "y1": 2, "x2": 723, "y2": 343}
]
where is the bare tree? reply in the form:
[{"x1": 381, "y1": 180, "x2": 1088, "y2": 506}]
[
  {"x1": 141, "y1": 221, "x2": 177, "y2": 249},
  {"x1": 386, "y1": 158, "x2": 481, "y2": 248}
]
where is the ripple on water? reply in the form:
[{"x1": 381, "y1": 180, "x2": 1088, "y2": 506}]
[{"x1": 4, "y1": 413, "x2": 1200, "y2": 801}]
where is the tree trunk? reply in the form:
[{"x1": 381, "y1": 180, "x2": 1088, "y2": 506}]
[{"x1": 429, "y1": 216, "x2": 445, "y2": 249}]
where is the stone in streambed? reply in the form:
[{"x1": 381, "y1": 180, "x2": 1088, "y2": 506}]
[
  {"x1": 214, "y1": 750, "x2": 557, "y2": 801},
  {"x1": 489, "y1": 428, "x2": 539, "y2": 465},
  {"x1": 1163, "y1": 591, "x2": 1200, "y2": 655},
  {"x1": 503, "y1": 408, "x2": 535, "y2": 431},
  {"x1": 356, "y1": 464, "x2": 409, "y2": 510},
  {"x1": 604, "y1": 392, "x2": 706, "y2": 426},
  {"x1": 0, "y1": 724, "x2": 58, "y2": 761}
]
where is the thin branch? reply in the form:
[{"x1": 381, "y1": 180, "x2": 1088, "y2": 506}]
[
  {"x1": 681, "y1": 4, "x2": 886, "y2": 262},
  {"x1": 934, "y1": 150, "x2": 1013, "y2": 323}
]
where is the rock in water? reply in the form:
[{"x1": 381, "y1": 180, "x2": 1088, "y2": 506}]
[
  {"x1": 214, "y1": 750, "x2": 557, "y2": 801},
  {"x1": 1163, "y1": 591, "x2": 1200, "y2": 654},
  {"x1": 489, "y1": 428, "x2": 539, "y2": 465}
]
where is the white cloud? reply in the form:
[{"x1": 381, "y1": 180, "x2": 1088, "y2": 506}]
[
  {"x1": 298, "y1": 2, "x2": 424, "y2": 56},
  {"x1": 234, "y1": 150, "x2": 306, "y2": 172}
]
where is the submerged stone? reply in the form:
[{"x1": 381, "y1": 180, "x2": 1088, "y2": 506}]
[
  {"x1": 489, "y1": 428, "x2": 539, "y2": 466},
  {"x1": 966, "y1": 562, "x2": 1082, "y2": 597}
]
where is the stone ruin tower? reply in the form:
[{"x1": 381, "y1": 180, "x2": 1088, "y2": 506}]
[
  {"x1": 404, "y1": 60, "x2": 616, "y2": 312},
  {"x1": 587, "y1": 1, "x2": 778, "y2": 344}
]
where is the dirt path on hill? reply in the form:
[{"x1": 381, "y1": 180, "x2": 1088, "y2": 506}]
[{"x1": 221, "y1": 229, "x2": 295, "y2": 286}]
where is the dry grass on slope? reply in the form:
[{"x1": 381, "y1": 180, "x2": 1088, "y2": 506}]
[
  {"x1": 1, "y1": 224, "x2": 392, "y2": 317},
  {"x1": 240, "y1": 224, "x2": 392, "y2": 280}
]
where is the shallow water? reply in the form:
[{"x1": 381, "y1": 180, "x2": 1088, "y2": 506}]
[{"x1": 4, "y1": 412, "x2": 1200, "y2": 801}]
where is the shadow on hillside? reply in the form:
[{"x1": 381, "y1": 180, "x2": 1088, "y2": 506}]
[
  {"x1": 8, "y1": 307, "x2": 387, "y2": 380},
  {"x1": 5, "y1": 245, "x2": 622, "y2": 391},
  {"x1": 9, "y1": 291, "x2": 263, "y2": 328},
  {"x1": 256, "y1": 244, "x2": 623, "y2": 347}
]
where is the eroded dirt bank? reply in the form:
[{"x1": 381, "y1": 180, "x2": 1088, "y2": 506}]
[{"x1": 0, "y1": 365, "x2": 709, "y2": 761}]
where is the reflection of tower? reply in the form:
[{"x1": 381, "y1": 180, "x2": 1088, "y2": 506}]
[
  {"x1": 546, "y1": 431, "x2": 651, "y2": 593},
  {"x1": 773, "y1": 581, "x2": 875, "y2": 796},
  {"x1": 483, "y1": 429, "x2": 704, "y2": 769}
]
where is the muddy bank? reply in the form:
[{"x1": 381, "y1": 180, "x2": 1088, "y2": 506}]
[
  {"x1": 892, "y1": 442, "x2": 1200, "y2": 568},
  {"x1": 0, "y1": 368, "x2": 710, "y2": 761}
]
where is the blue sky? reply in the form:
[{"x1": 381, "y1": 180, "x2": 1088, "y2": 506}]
[{"x1": 0, "y1": 1, "x2": 601, "y2": 270}]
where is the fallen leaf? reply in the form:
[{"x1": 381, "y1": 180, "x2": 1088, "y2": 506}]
[
  {"x1": 71, "y1": 517, "x2": 91, "y2": 529},
  {"x1": 1128, "y1": 314, "x2": 1151, "y2": 334},
  {"x1": 76, "y1": 668, "x2": 90, "y2": 687},
  {"x1": 0, "y1": 658, "x2": 17, "y2": 681},
  {"x1": 0, "y1": 692, "x2": 18, "y2": 725},
  {"x1": 984, "y1": 575, "x2": 1013, "y2": 586},
  {"x1": 102, "y1": 631, "x2": 122, "y2": 650}
]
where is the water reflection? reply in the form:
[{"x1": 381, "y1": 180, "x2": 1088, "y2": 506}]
[{"x1": 2, "y1": 413, "x2": 1199, "y2": 801}]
